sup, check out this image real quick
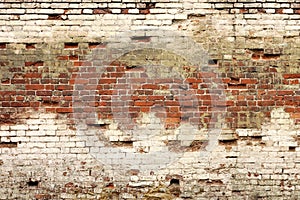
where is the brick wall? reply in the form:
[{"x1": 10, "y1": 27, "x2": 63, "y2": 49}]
[{"x1": 0, "y1": 0, "x2": 300, "y2": 199}]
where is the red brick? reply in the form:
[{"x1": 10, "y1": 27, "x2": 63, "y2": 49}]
[
  {"x1": 45, "y1": 85, "x2": 55, "y2": 90},
  {"x1": 56, "y1": 108, "x2": 73, "y2": 113},
  {"x1": 240, "y1": 78, "x2": 258, "y2": 84},
  {"x1": 276, "y1": 9, "x2": 283, "y2": 14},
  {"x1": 142, "y1": 84, "x2": 159, "y2": 90},
  {"x1": 167, "y1": 106, "x2": 180, "y2": 112},
  {"x1": 45, "y1": 108, "x2": 56, "y2": 112},
  {"x1": 165, "y1": 118, "x2": 181, "y2": 123},
  {"x1": 69, "y1": 55, "x2": 79, "y2": 60},
  {"x1": 139, "y1": 9, "x2": 150, "y2": 14},
  {"x1": 185, "y1": 78, "x2": 201, "y2": 84},
  {"x1": 134, "y1": 101, "x2": 154, "y2": 106},
  {"x1": 277, "y1": 90, "x2": 294, "y2": 96},
  {"x1": 15, "y1": 96, "x2": 24, "y2": 101},
  {"x1": 261, "y1": 54, "x2": 280, "y2": 60},
  {"x1": 289, "y1": 80, "x2": 299, "y2": 85},
  {"x1": 148, "y1": 96, "x2": 165, "y2": 101},
  {"x1": 11, "y1": 102, "x2": 30, "y2": 107},
  {"x1": 258, "y1": 101, "x2": 275, "y2": 106},
  {"x1": 73, "y1": 79, "x2": 89, "y2": 84},
  {"x1": 56, "y1": 85, "x2": 73, "y2": 90},
  {"x1": 0, "y1": 43, "x2": 7, "y2": 49},
  {"x1": 57, "y1": 56, "x2": 69, "y2": 60},
  {"x1": 26, "y1": 43, "x2": 35, "y2": 49},
  {"x1": 283, "y1": 74, "x2": 300, "y2": 79},
  {"x1": 93, "y1": 8, "x2": 111, "y2": 14},
  {"x1": 35, "y1": 194, "x2": 52, "y2": 200},
  {"x1": 140, "y1": 107, "x2": 150, "y2": 112},
  {"x1": 236, "y1": 101, "x2": 247, "y2": 106},
  {"x1": 26, "y1": 91, "x2": 35, "y2": 95},
  {"x1": 240, "y1": 9, "x2": 248, "y2": 14},
  {"x1": 1, "y1": 102, "x2": 10, "y2": 107},
  {"x1": 228, "y1": 83, "x2": 247, "y2": 89},
  {"x1": 153, "y1": 79, "x2": 173, "y2": 84},
  {"x1": 227, "y1": 106, "x2": 243, "y2": 112},
  {"x1": 64, "y1": 43, "x2": 78, "y2": 49},
  {"x1": 165, "y1": 101, "x2": 180, "y2": 106},
  {"x1": 203, "y1": 101, "x2": 213, "y2": 106},
  {"x1": 0, "y1": 61, "x2": 8, "y2": 66},
  {"x1": 98, "y1": 90, "x2": 113, "y2": 95},
  {"x1": 30, "y1": 102, "x2": 40, "y2": 107},
  {"x1": 88, "y1": 42, "x2": 107, "y2": 49},
  {"x1": 11, "y1": 79, "x2": 29, "y2": 84},
  {"x1": 131, "y1": 96, "x2": 146, "y2": 101},
  {"x1": 291, "y1": 113, "x2": 300, "y2": 119},
  {"x1": 74, "y1": 61, "x2": 92, "y2": 67},
  {"x1": 36, "y1": 91, "x2": 52, "y2": 96},
  {"x1": 121, "y1": 9, "x2": 129, "y2": 14},
  {"x1": 251, "y1": 54, "x2": 260, "y2": 60},
  {"x1": 62, "y1": 90, "x2": 73, "y2": 96},
  {"x1": 1, "y1": 79, "x2": 10, "y2": 84},
  {"x1": 25, "y1": 61, "x2": 44, "y2": 66},
  {"x1": 247, "y1": 101, "x2": 256, "y2": 106},
  {"x1": 167, "y1": 113, "x2": 181, "y2": 118},
  {"x1": 285, "y1": 107, "x2": 295, "y2": 113},
  {"x1": 180, "y1": 101, "x2": 194, "y2": 107},
  {"x1": 25, "y1": 73, "x2": 42, "y2": 78},
  {"x1": 99, "y1": 79, "x2": 116, "y2": 84},
  {"x1": 197, "y1": 95, "x2": 211, "y2": 100},
  {"x1": 73, "y1": 61, "x2": 84, "y2": 67}
]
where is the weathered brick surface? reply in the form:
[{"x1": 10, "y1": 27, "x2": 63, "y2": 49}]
[{"x1": 0, "y1": 0, "x2": 300, "y2": 199}]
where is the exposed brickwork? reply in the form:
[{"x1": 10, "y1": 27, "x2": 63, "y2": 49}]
[{"x1": 0, "y1": 0, "x2": 300, "y2": 199}]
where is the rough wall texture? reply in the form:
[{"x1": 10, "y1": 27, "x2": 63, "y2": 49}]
[{"x1": 1, "y1": 0, "x2": 300, "y2": 199}]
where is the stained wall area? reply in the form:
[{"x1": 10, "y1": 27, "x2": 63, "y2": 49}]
[{"x1": 0, "y1": 0, "x2": 300, "y2": 199}]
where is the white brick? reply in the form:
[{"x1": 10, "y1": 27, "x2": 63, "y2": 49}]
[
  {"x1": 83, "y1": 9, "x2": 93, "y2": 14},
  {"x1": 27, "y1": 119, "x2": 44, "y2": 125},
  {"x1": 68, "y1": 15, "x2": 96, "y2": 20},
  {"x1": 283, "y1": 9, "x2": 294, "y2": 14},
  {"x1": 126, "y1": 3, "x2": 136, "y2": 8},
  {"x1": 150, "y1": 8, "x2": 167, "y2": 14},
  {"x1": 6, "y1": 9, "x2": 25, "y2": 14},
  {"x1": 40, "y1": 3, "x2": 51, "y2": 8},
  {"x1": 0, "y1": 126, "x2": 9, "y2": 131},
  {"x1": 194, "y1": 3, "x2": 211, "y2": 9},
  {"x1": 111, "y1": 9, "x2": 121, "y2": 14},
  {"x1": 70, "y1": 147, "x2": 89, "y2": 153},
  {"x1": 51, "y1": 3, "x2": 69, "y2": 8},
  {"x1": 266, "y1": 9, "x2": 276, "y2": 14},
  {"x1": 174, "y1": 13, "x2": 187, "y2": 20},
  {"x1": 0, "y1": 131, "x2": 16, "y2": 137},
  {"x1": 156, "y1": 14, "x2": 174, "y2": 20},
  {"x1": 41, "y1": 148, "x2": 61, "y2": 154},
  {"x1": 58, "y1": 142, "x2": 76, "y2": 148},
  {"x1": 28, "y1": 125, "x2": 39, "y2": 130},
  {"x1": 128, "y1": 9, "x2": 139, "y2": 14},
  {"x1": 39, "y1": 113, "x2": 57, "y2": 119},
  {"x1": 20, "y1": 15, "x2": 48, "y2": 20},
  {"x1": 26, "y1": 131, "x2": 45, "y2": 136},
  {"x1": 108, "y1": 3, "x2": 124, "y2": 8},
  {"x1": 10, "y1": 125, "x2": 28, "y2": 131},
  {"x1": 263, "y1": 3, "x2": 281, "y2": 8},
  {"x1": 39, "y1": 125, "x2": 58, "y2": 131},
  {"x1": 30, "y1": 136, "x2": 59, "y2": 142},
  {"x1": 75, "y1": 141, "x2": 86, "y2": 147}
]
